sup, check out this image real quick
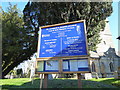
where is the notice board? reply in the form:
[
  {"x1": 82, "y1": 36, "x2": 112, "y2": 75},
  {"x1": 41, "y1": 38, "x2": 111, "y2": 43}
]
[
  {"x1": 37, "y1": 58, "x2": 89, "y2": 73},
  {"x1": 37, "y1": 20, "x2": 88, "y2": 58},
  {"x1": 36, "y1": 20, "x2": 90, "y2": 74}
]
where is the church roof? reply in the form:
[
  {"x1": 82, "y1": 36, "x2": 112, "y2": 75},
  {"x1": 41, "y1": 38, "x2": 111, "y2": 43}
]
[
  {"x1": 101, "y1": 18, "x2": 112, "y2": 35},
  {"x1": 90, "y1": 18, "x2": 119, "y2": 59}
]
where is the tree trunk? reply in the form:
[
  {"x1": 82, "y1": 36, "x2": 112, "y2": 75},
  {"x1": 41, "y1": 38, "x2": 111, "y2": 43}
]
[
  {"x1": 2, "y1": 46, "x2": 37, "y2": 78},
  {"x1": 2, "y1": 59, "x2": 23, "y2": 78}
]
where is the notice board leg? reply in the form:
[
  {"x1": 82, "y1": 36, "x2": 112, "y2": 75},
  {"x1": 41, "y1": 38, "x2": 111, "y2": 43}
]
[
  {"x1": 77, "y1": 73, "x2": 82, "y2": 88},
  {"x1": 43, "y1": 74, "x2": 48, "y2": 88},
  {"x1": 40, "y1": 74, "x2": 43, "y2": 89}
]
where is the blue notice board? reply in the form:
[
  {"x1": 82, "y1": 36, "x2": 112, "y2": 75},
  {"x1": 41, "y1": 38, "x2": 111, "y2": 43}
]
[{"x1": 37, "y1": 20, "x2": 88, "y2": 58}]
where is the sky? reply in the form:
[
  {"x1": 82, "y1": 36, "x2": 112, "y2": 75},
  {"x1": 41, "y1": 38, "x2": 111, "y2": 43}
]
[
  {"x1": 108, "y1": 2, "x2": 119, "y2": 52},
  {"x1": 1, "y1": 1, "x2": 119, "y2": 52}
]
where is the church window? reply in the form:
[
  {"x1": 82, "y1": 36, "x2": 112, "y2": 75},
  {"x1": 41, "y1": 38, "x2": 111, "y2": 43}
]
[
  {"x1": 109, "y1": 62, "x2": 114, "y2": 72},
  {"x1": 103, "y1": 41, "x2": 106, "y2": 44}
]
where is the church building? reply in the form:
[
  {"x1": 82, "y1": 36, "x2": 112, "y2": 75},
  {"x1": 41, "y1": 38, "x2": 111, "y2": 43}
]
[{"x1": 89, "y1": 19, "x2": 120, "y2": 78}]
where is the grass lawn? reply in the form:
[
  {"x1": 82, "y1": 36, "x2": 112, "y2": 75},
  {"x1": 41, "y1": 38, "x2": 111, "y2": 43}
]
[
  {"x1": 89, "y1": 78, "x2": 120, "y2": 88},
  {"x1": 0, "y1": 78, "x2": 119, "y2": 89}
]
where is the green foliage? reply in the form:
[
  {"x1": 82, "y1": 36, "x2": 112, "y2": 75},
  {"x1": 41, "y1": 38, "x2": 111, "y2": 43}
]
[
  {"x1": 23, "y1": 2, "x2": 113, "y2": 52},
  {"x1": 16, "y1": 69, "x2": 22, "y2": 75},
  {"x1": 8, "y1": 70, "x2": 16, "y2": 76},
  {"x1": 2, "y1": 3, "x2": 35, "y2": 78}
]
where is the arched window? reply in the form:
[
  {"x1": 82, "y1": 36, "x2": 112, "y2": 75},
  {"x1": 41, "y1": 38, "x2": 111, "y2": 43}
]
[
  {"x1": 92, "y1": 62, "x2": 96, "y2": 72},
  {"x1": 100, "y1": 62, "x2": 106, "y2": 73},
  {"x1": 100, "y1": 62, "x2": 106, "y2": 78},
  {"x1": 109, "y1": 62, "x2": 114, "y2": 72}
]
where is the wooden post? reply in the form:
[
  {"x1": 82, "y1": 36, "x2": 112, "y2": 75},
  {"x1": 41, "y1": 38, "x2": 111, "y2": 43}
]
[
  {"x1": 43, "y1": 74, "x2": 48, "y2": 88},
  {"x1": 40, "y1": 74, "x2": 43, "y2": 89},
  {"x1": 59, "y1": 59, "x2": 63, "y2": 73},
  {"x1": 77, "y1": 73, "x2": 82, "y2": 88},
  {"x1": 59, "y1": 59, "x2": 63, "y2": 78}
]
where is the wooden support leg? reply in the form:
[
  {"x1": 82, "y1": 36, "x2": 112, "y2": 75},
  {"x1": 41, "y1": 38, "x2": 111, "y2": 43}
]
[
  {"x1": 77, "y1": 73, "x2": 82, "y2": 88},
  {"x1": 43, "y1": 74, "x2": 48, "y2": 88},
  {"x1": 40, "y1": 74, "x2": 43, "y2": 89},
  {"x1": 58, "y1": 59, "x2": 63, "y2": 78}
]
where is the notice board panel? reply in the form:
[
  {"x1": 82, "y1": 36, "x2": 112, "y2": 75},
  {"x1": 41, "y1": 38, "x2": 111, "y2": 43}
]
[
  {"x1": 37, "y1": 20, "x2": 88, "y2": 58},
  {"x1": 36, "y1": 58, "x2": 90, "y2": 73}
]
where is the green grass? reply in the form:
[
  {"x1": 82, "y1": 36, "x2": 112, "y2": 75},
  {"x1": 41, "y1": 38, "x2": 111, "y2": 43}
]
[
  {"x1": 89, "y1": 78, "x2": 120, "y2": 88},
  {"x1": 0, "y1": 78, "x2": 30, "y2": 86},
  {"x1": 0, "y1": 78, "x2": 119, "y2": 89}
]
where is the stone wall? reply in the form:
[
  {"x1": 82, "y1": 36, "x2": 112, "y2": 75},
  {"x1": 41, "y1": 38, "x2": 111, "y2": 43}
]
[{"x1": 90, "y1": 55, "x2": 120, "y2": 78}]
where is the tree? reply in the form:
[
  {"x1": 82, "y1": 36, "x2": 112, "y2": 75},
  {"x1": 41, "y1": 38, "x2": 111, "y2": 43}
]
[
  {"x1": 2, "y1": 3, "x2": 36, "y2": 78},
  {"x1": 23, "y1": 1, "x2": 112, "y2": 52}
]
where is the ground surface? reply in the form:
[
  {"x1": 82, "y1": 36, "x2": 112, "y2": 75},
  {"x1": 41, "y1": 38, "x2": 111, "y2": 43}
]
[{"x1": 0, "y1": 78, "x2": 120, "y2": 89}]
